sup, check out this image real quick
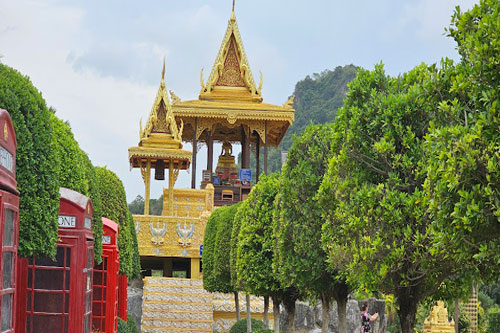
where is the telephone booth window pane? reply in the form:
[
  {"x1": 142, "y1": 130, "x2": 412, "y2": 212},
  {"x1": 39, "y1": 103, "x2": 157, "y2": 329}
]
[
  {"x1": 33, "y1": 315, "x2": 62, "y2": 332},
  {"x1": 2, "y1": 252, "x2": 12, "y2": 289},
  {"x1": 3, "y1": 209, "x2": 14, "y2": 246},
  {"x1": 34, "y1": 292, "x2": 62, "y2": 313},
  {"x1": 1, "y1": 294, "x2": 12, "y2": 331},
  {"x1": 36, "y1": 247, "x2": 64, "y2": 267},
  {"x1": 34, "y1": 269, "x2": 64, "y2": 290}
]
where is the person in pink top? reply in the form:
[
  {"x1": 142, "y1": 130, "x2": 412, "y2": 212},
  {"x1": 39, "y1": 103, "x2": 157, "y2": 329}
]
[{"x1": 361, "y1": 301, "x2": 379, "y2": 332}]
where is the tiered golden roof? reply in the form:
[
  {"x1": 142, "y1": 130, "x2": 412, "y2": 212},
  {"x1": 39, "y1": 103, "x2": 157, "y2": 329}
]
[
  {"x1": 128, "y1": 60, "x2": 192, "y2": 170},
  {"x1": 171, "y1": 5, "x2": 295, "y2": 147}
]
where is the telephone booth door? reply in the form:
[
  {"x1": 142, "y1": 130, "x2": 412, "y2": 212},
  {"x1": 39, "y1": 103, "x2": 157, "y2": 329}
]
[
  {"x1": 24, "y1": 239, "x2": 75, "y2": 332},
  {"x1": 0, "y1": 192, "x2": 19, "y2": 333},
  {"x1": 92, "y1": 217, "x2": 119, "y2": 333}
]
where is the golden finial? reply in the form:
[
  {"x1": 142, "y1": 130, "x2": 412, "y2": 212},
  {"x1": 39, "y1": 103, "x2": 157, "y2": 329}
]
[
  {"x1": 161, "y1": 56, "x2": 165, "y2": 81},
  {"x1": 230, "y1": 0, "x2": 236, "y2": 22}
]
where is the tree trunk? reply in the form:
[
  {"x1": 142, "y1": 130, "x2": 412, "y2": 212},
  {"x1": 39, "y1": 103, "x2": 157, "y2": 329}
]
[
  {"x1": 454, "y1": 298, "x2": 459, "y2": 333},
  {"x1": 283, "y1": 296, "x2": 296, "y2": 333},
  {"x1": 397, "y1": 297, "x2": 418, "y2": 333},
  {"x1": 263, "y1": 295, "x2": 269, "y2": 329},
  {"x1": 321, "y1": 293, "x2": 330, "y2": 333},
  {"x1": 337, "y1": 297, "x2": 347, "y2": 333},
  {"x1": 334, "y1": 281, "x2": 350, "y2": 333},
  {"x1": 246, "y1": 294, "x2": 252, "y2": 332},
  {"x1": 272, "y1": 295, "x2": 280, "y2": 333},
  {"x1": 234, "y1": 292, "x2": 241, "y2": 321}
]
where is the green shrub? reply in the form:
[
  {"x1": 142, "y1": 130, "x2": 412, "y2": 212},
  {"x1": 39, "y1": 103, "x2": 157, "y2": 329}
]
[
  {"x1": 117, "y1": 318, "x2": 128, "y2": 333},
  {"x1": 127, "y1": 315, "x2": 138, "y2": 333},
  {"x1": 229, "y1": 318, "x2": 265, "y2": 333},
  {"x1": 487, "y1": 307, "x2": 500, "y2": 333}
]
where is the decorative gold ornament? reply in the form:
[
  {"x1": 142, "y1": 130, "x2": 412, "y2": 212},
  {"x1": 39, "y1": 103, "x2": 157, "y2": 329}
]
[{"x1": 3, "y1": 123, "x2": 7, "y2": 142}]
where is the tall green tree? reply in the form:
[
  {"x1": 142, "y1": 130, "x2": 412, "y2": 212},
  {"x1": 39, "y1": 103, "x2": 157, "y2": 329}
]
[
  {"x1": 275, "y1": 123, "x2": 350, "y2": 333},
  {"x1": 95, "y1": 167, "x2": 140, "y2": 278},
  {"x1": 318, "y1": 63, "x2": 465, "y2": 333},
  {"x1": 237, "y1": 173, "x2": 296, "y2": 332},
  {"x1": 0, "y1": 64, "x2": 60, "y2": 258},
  {"x1": 425, "y1": 0, "x2": 500, "y2": 283},
  {"x1": 203, "y1": 204, "x2": 243, "y2": 322}
]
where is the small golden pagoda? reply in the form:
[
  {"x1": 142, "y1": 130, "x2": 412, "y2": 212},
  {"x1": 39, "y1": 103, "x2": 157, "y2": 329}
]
[
  {"x1": 129, "y1": 61, "x2": 214, "y2": 278},
  {"x1": 171, "y1": 2, "x2": 295, "y2": 200}
]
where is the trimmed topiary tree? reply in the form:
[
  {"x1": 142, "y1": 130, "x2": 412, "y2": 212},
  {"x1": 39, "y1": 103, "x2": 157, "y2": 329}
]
[{"x1": 229, "y1": 318, "x2": 264, "y2": 333}]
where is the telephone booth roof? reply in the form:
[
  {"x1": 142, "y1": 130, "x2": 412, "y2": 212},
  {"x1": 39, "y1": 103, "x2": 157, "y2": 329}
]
[
  {"x1": 0, "y1": 108, "x2": 18, "y2": 195},
  {"x1": 58, "y1": 187, "x2": 93, "y2": 236},
  {"x1": 102, "y1": 217, "x2": 118, "y2": 247},
  {"x1": 102, "y1": 217, "x2": 118, "y2": 234}
]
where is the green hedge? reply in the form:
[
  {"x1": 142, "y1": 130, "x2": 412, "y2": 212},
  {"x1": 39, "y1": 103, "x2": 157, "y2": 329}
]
[
  {"x1": 49, "y1": 113, "x2": 103, "y2": 261},
  {"x1": 95, "y1": 167, "x2": 140, "y2": 278},
  {"x1": 0, "y1": 63, "x2": 60, "y2": 258},
  {"x1": 229, "y1": 318, "x2": 265, "y2": 333}
]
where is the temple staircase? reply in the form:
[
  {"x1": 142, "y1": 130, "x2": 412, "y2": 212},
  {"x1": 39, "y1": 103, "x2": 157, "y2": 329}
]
[{"x1": 141, "y1": 277, "x2": 213, "y2": 333}]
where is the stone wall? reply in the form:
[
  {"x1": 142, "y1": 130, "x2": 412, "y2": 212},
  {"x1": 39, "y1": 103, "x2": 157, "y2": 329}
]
[{"x1": 280, "y1": 297, "x2": 386, "y2": 333}]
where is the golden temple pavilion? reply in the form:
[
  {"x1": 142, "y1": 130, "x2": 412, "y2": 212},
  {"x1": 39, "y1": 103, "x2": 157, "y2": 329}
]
[{"x1": 129, "y1": 2, "x2": 294, "y2": 331}]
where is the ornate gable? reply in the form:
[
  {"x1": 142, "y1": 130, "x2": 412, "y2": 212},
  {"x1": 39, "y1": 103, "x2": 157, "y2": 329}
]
[{"x1": 200, "y1": 9, "x2": 262, "y2": 102}]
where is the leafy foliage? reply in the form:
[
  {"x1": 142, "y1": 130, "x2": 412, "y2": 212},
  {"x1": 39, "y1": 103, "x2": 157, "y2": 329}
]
[
  {"x1": 486, "y1": 307, "x2": 500, "y2": 333},
  {"x1": 95, "y1": 167, "x2": 140, "y2": 278},
  {"x1": 213, "y1": 202, "x2": 241, "y2": 293},
  {"x1": 202, "y1": 207, "x2": 223, "y2": 292},
  {"x1": 236, "y1": 173, "x2": 281, "y2": 297},
  {"x1": 424, "y1": 0, "x2": 500, "y2": 282},
  {"x1": 275, "y1": 122, "x2": 349, "y2": 332},
  {"x1": 317, "y1": 63, "x2": 469, "y2": 333},
  {"x1": 0, "y1": 64, "x2": 60, "y2": 258}
]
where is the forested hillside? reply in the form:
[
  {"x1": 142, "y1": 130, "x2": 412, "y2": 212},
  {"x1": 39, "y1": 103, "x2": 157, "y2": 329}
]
[{"x1": 241, "y1": 64, "x2": 358, "y2": 174}]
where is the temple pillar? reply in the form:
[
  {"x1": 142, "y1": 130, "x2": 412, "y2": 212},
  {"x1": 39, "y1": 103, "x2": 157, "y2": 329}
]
[
  {"x1": 242, "y1": 126, "x2": 250, "y2": 169},
  {"x1": 168, "y1": 160, "x2": 174, "y2": 216},
  {"x1": 256, "y1": 133, "x2": 260, "y2": 183},
  {"x1": 144, "y1": 159, "x2": 151, "y2": 215},
  {"x1": 264, "y1": 121, "x2": 268, "y2": 175},
  {"x1": 191, "y1": 118, "x2": 198, "y2": 189},
  {"x1": 241, "y1": 127, "x2": 247, "y2": 169},
  {"x1": 191, "y1": 258, "x2": 201, "y2": 280},
  {"x1": 207, "y1": 131, "x2": 213, "y2": 174}
]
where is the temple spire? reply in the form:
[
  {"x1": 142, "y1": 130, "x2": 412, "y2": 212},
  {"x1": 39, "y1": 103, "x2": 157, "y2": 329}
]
[
  {"x1": 161, "y1": 56, "x2": 166, "y2": 83},
  {"x1": 232, "y1": 0, "x2": 235, "y2": 12}
]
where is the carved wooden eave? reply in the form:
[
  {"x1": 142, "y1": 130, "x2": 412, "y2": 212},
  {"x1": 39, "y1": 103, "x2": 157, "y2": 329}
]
[
  {"x1": 129, "y1": 61, "x2": 192, "y2": 169},
  {"x1": 172, "y1": 98, "x2": 294, "y2": 147},
  {"x1": 199, "y1": 9, "x2": 262, "y2": 102}
]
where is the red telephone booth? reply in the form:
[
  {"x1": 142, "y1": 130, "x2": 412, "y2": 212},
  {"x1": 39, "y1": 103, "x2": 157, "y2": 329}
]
[
  {"x1": 17, "y1": 187, "x2": 94, "y2": 333},
  {"x1": 92, "y1": 217, "x2": 119, "y2": 332},
  {"x1": 0, "y1": 109, "x2": 19, "y2": 333}
]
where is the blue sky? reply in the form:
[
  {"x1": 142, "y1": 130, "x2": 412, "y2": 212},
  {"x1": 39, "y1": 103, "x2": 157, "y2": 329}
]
[{"x1": 0, "y1": 0, "x2": 477, "y2": 201}]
